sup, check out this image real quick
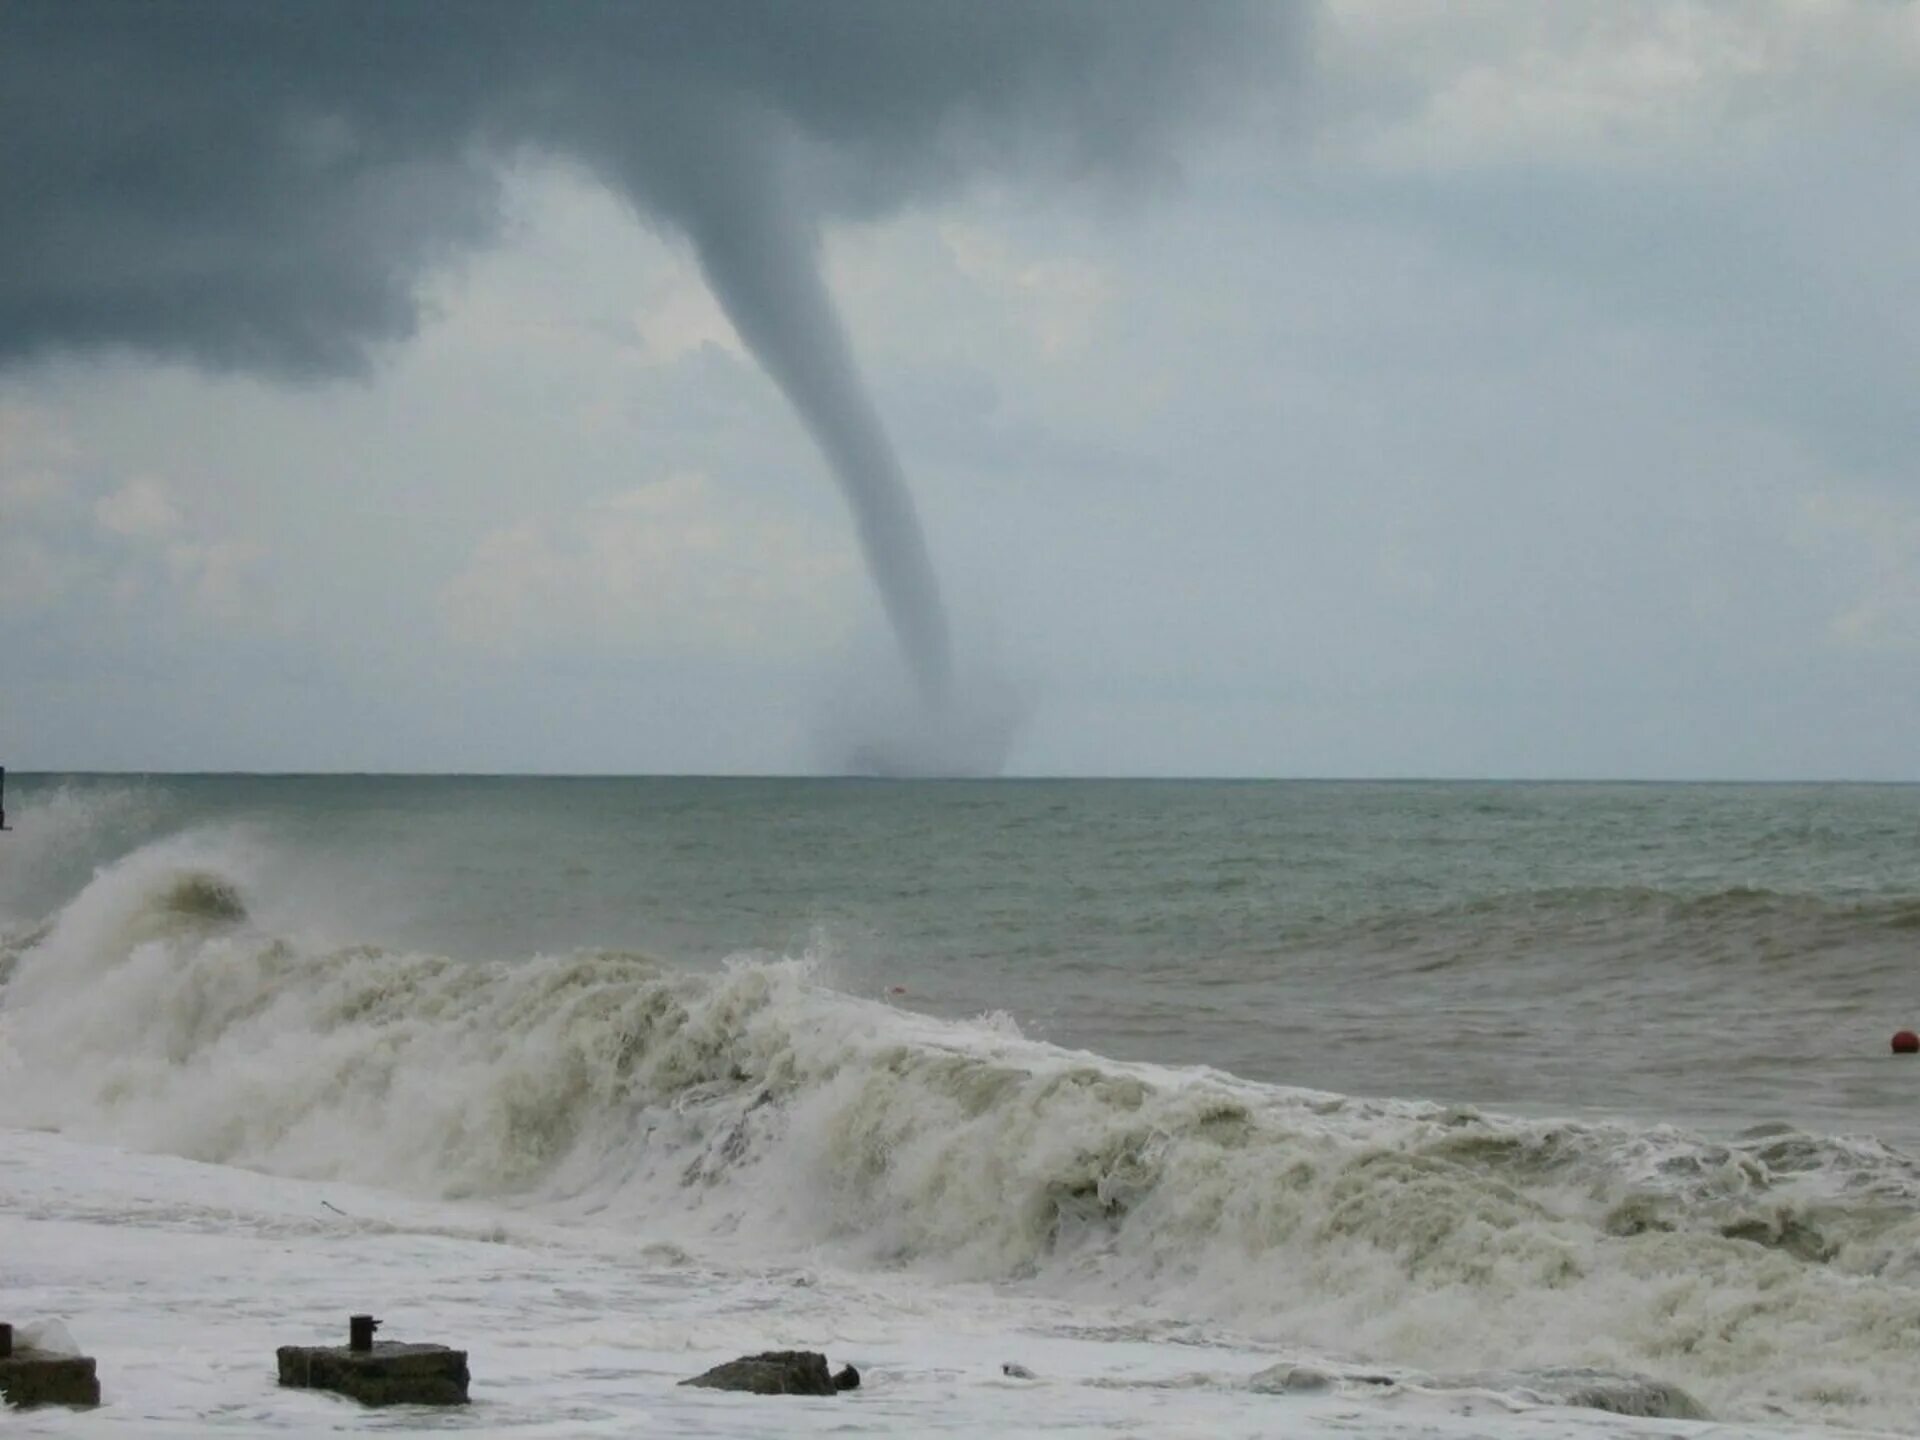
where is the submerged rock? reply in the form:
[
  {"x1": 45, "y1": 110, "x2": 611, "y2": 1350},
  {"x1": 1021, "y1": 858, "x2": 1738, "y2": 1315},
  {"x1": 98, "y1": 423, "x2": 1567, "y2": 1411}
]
[
  {"x1": 161, "y1": 871, "x2": 248, "y2": 922},
  {"x1": 1249, "y1": 1362, "x2": 1336, "y2": 1394},
  {"x1": 680, "y1": 1351, "x2": 859, "y2": 1396},
  {"x1": 1248, "y1": 1361, "x2": 1702, "y2": 1421},
  {"x1": 1458, "y1": 1367, "x2": 1708, "y2": 1420},
  {"x1": 1249, "y1": 1362, "x2": 1395, "y2": 1395}
]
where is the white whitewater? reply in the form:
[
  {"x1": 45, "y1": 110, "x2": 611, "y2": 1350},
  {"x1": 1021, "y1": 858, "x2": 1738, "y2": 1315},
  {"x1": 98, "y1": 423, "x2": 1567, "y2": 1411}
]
[{"x1": 4, "y1": 823, "x2": 1919, "y2": 1433}]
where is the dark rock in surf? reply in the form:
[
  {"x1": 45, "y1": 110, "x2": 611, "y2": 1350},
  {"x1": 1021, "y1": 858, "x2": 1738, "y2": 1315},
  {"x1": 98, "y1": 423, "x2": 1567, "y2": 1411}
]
[
  {"x1": 1248, "y1": 1362, "x2": 1394, "y2": 1395},
  {"x1": 680, "y1": 1350, "x2": 857, "y2": 1396},
  {"x1": 1249, "y1": 1361, "x2": 1704, "y2": 1420},
  {"x1": 1248, "y1": 1362, "x2": 1336, "y2": 1394},
  {"x1": 1461, "y1": 1367, "x2": 1708, "y2": 1420},
  {"x1": 1718, "y1": 1214, "x2": 1835, "y2": 1263}
]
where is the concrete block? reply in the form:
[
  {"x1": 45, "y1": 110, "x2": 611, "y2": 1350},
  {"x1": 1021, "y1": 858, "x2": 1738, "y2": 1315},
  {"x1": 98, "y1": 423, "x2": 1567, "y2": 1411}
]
[
  {"x1": 0, "y1": 1324, "x2": 100, "y2": 1409},
  {"x1": 278, "y1": 1317, "x2": 468, "y2": 1406}
]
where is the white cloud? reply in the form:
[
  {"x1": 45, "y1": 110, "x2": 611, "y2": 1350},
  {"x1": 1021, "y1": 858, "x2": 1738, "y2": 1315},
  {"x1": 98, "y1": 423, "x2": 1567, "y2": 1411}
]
[
  {"x1": 0, "y1": 401, "x2": 76, "y2": 519},
  {"x1": 1318, "y1": 0, "x2": 1920, "y2": 170},
  {"x1": 79, "y1": 472, "x2": 275, "y2": 625},
  {"x1": 629, "y1": 260, "x2": 746, "y2": 366},
  {"x1": 936, "y1": 223, "x2": 1112, "y2": 359},
  {"x1": 1802, "y1": 487, "x2": 1920, "y2": 650},
  {"x1": 165, "y1": 537, "x2": 271, "y2": 623},
  {"x1": 0, "y1": 536, "x2": 71, "y2": 613},
  {"x1": 439, "y1": 471, "x2": 857, "y2": 659},
  {"x1": 0, "y1": 404, "x2": 81, "y2": 614},
  {"x1": 94, "y1": 475, "x2": 184, "y2": 540}
]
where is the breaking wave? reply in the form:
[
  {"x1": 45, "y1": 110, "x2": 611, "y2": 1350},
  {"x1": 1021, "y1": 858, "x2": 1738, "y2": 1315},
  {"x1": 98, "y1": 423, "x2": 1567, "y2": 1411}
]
[{"x1": 4, "y1": 834, "x2": 1920, "y2": 1426}]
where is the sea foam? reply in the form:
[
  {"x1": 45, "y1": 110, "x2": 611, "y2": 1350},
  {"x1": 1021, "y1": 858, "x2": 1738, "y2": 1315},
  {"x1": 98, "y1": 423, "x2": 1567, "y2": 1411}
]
[{"x1": 4, "y1": 834, "x2": 1920, "y2": 1427}]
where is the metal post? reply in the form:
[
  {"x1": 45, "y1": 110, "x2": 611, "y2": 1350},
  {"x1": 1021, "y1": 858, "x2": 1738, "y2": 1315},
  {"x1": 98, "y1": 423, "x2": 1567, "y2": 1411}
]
[
  {"x1": 349, "y1": 1315, "x2": 379, "y2": 1352},
  {"x1": 0, "y1": 1322, "x2": 13, "y2": 1358}
]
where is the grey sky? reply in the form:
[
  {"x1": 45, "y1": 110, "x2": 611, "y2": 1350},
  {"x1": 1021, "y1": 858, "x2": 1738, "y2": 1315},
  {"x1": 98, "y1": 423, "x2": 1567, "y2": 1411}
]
[{"x1": 2, "y1": 1, "x2": 1915, "y2": 778}]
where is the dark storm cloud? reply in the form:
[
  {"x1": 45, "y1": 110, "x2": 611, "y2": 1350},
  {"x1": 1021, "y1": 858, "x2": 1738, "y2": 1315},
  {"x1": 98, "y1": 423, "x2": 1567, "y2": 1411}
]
[
  {"x1": 3, "y1": 2, "x2": 494, "y2": 375},
  {"x1": 0, "y1": 0, "x2": 1276, "y2": 376},
  {"x1": 0, "y1": 0, "x2": 1279, "y2": 710}
]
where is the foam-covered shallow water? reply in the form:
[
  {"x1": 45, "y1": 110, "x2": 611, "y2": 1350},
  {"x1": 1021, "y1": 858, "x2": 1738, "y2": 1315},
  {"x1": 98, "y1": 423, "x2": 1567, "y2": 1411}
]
[
  {"x1": 3, "y1": 775, "x2": 1919, "y2": 1434},
  {"x1": 4, "y1": 1127, "x2": 1836, "y2": 1439}
]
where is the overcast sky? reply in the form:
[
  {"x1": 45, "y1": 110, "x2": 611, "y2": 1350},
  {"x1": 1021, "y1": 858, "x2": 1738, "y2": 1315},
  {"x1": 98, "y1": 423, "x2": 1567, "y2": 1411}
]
[{"x1": 2, "y1": 0, "x2": 1916, "y2": 779}]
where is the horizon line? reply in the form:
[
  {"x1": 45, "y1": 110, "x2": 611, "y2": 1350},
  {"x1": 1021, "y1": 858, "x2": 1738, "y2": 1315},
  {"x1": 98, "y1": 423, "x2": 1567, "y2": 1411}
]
[{"x1": 7, "y1": 769, "x2": 1918, "y2": 787}]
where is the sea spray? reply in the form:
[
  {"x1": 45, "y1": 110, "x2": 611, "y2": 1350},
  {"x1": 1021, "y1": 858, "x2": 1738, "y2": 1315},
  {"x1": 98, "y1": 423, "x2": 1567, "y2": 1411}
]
[{"x1": 5, "y1": 842, "x2": 1920, "y2": 1423}]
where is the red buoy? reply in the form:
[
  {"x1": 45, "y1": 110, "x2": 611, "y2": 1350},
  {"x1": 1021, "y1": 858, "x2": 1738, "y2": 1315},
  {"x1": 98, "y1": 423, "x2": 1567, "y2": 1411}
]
[{"x1": 1893, "y1": 1031, "x2": 1919, "y2": 1055}]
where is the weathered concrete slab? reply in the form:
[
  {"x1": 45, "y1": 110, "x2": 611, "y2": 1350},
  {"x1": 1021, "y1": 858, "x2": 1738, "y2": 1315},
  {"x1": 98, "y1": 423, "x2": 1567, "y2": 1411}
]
[
  {"x1": 0, "y1": 1351, "x2": 100, "y2": 1409},
  {"x1": 277, "y1": 1341, "x2": 469, "y2": 1406}
]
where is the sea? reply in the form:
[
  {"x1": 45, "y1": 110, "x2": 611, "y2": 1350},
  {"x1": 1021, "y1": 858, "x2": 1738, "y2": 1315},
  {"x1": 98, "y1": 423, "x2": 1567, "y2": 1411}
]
[{"x1": 3, "y1": 773, "x2": 1919, "y2": 1437}]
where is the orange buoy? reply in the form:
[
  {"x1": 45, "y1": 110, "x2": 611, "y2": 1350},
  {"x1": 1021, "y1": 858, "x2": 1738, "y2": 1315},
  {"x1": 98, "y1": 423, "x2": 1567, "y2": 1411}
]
[{"x1": 1893, "y1": 1031, "x2": 1919, "y2": 1055}]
